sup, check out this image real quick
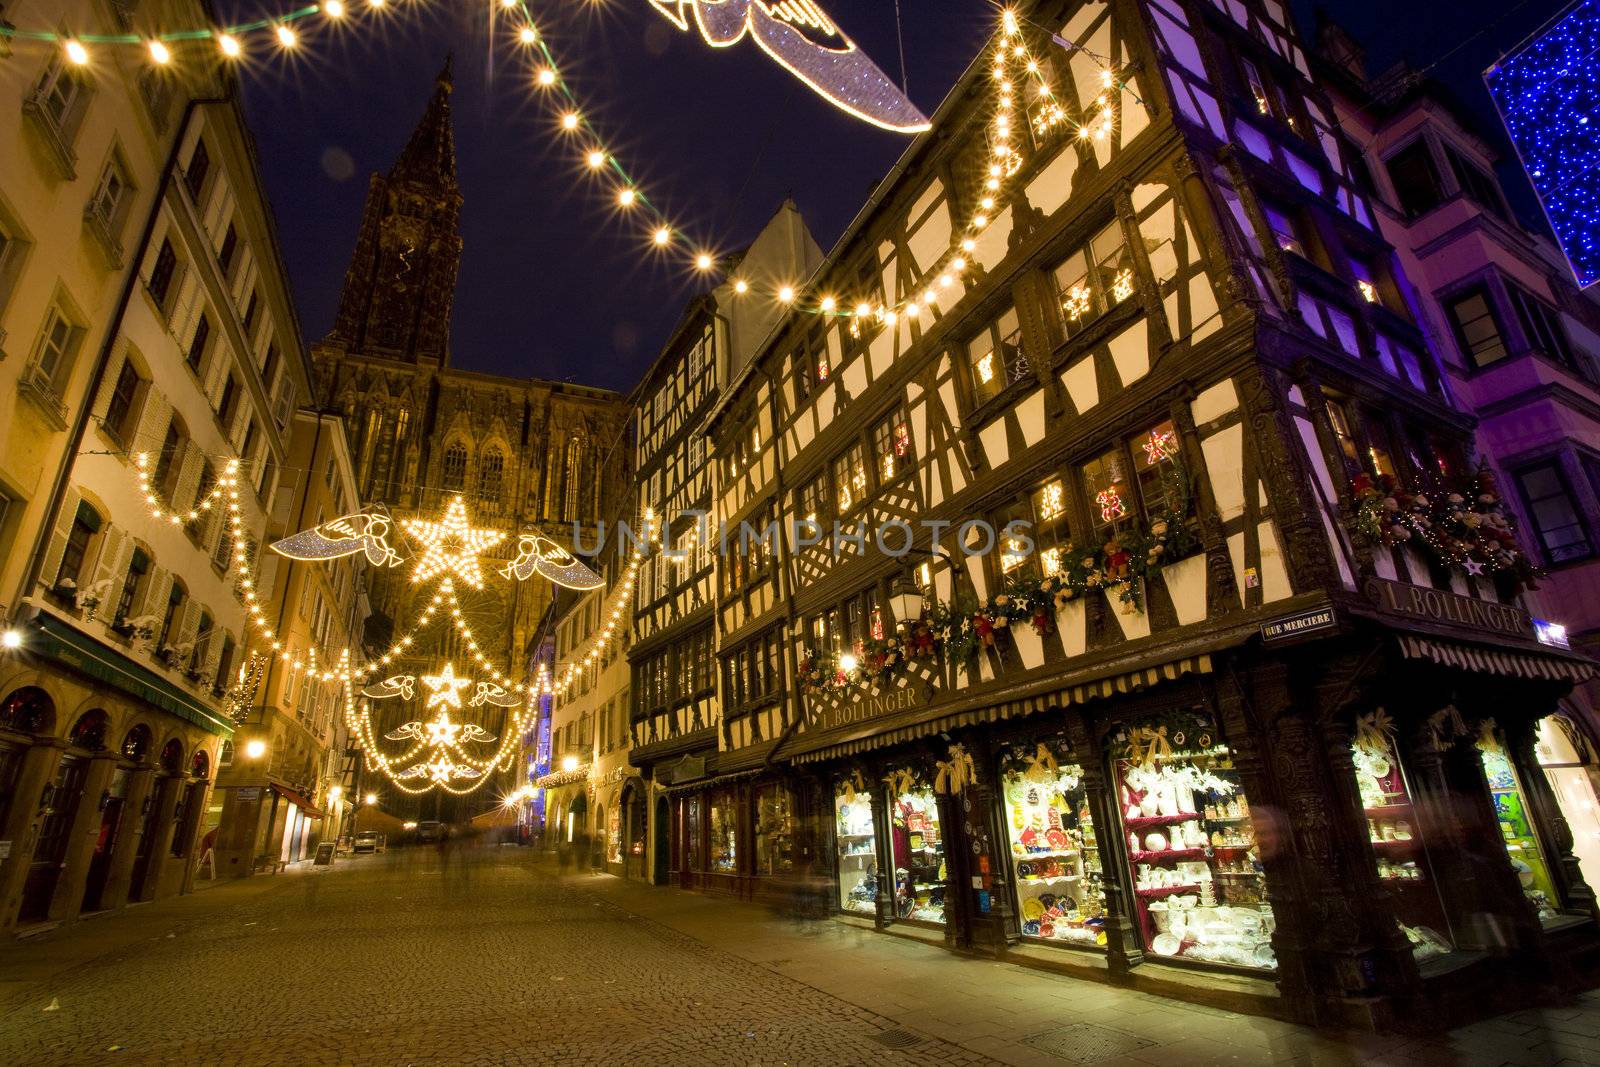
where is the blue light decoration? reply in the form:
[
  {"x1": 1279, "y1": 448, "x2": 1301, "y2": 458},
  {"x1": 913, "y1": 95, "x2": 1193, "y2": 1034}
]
[{"x1": 1487, "y1": 0, "x2": 1600, "y2": 288}]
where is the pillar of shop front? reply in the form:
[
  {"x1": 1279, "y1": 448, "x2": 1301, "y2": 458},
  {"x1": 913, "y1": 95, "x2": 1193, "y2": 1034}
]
[
  {"x1": 869, "y1": 779, "x2": 895, "y2": 929},
  {"x1": 98, "y1": 763, "x2": 156, "y2": 911},
  {"x1": 0, "y1": 739, "x2": 67, "y2": 929},
  {"x1": 954, "y1": 734, "x2": 1013, "y2": 955},
  {"x1": 131, "y1": 772, "x2": 183, "y2": 903},
  {"x1": 1072, "y1": 714, "x2": 1143, "y2": 978},
  {"x1": 1505, "y1": 710, "x2": 1600, "y2": 924},
  {"x1": 1209, "y1": 658, "x2": 1339, "y2": 1027},
  {"x1": 177, "y1": 779, "x2": 214, "y2": 894},
  {"x1": 45, "y1": 751, "x2": 120, "y2": 921}
]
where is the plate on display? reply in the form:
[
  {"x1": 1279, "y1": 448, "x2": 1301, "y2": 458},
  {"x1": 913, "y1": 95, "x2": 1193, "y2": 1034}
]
[
  {"x1": 1045, "y1": 829, "x2": 1070, "y2": 850},
  {"x1": 1369, "y1": 757, "x2": 1391, "y2": 780},
  {"x1": 1022, "y1": 898, "x2": 1045, "y2": 921},
  {"x1": 1006, "y1": 780, "x2": 1025, "y2": 803},
  {"x1": 1038, "y1": 893, "x2": 1057, "y2": 910},
  {"x1": 1151, "y1": 933, "x2": 1181, "y2": 956}
]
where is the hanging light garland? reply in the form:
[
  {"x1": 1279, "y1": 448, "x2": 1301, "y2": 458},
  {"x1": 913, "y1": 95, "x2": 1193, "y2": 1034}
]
[{"x1": 6, "y1": 4, "x2": 1131, "y2": 323}]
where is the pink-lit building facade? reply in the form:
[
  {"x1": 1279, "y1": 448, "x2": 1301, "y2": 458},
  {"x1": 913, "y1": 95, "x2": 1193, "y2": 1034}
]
[{"x1": 1318, "y1": 19, "x2": 1600, "y2": 877}]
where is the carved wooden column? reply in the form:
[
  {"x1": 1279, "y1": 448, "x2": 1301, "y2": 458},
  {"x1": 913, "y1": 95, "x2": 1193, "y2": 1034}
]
[
  {"x1": 1208, "y1": 664, "x2": 1321, "y2": 1024},
  {"x1": 869, "y1": 762, "x2": 895, "y2": 930},
  {"x1": 953, "y1": 732, "x2": 1012, "y2": 956},
  {"x1": 1072, "y1": 711, "x2": 1141, "y2": 979}
]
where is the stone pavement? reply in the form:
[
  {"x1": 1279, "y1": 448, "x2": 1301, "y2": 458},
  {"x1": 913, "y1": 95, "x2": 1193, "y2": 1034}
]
[{"x1": 0, "y1": 845, "x2": 1592, "y2": 1066}]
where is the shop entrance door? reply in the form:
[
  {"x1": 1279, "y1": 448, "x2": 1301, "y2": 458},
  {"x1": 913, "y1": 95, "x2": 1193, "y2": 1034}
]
[
  {"x1": 1537, "y1": 717, "x2": 1600, "y2": 889},
  {"x1": 128, "y1": 777, "x2": 170, "y2": 900},
  {"x1": 888, "y1": 784, "x2": 947, "y2": 924},
  {"x1": 80, "y1": 768, "x2": 130, "y2": 913},
  {"x1": 19, "y1": 756, "x2": 87, "y2": 922},
  {"x1": 833, "y1": 782, "x2": 879, "y2": 916},
  {"x1": 653, "y1": 795, "x2": 669, "y2": 884}
]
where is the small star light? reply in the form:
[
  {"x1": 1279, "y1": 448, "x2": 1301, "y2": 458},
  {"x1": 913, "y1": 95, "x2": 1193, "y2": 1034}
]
[
  {"x1": 421, "y1": 662, "x2": 472, "y2": 710},
  {"x1": 425, "y1": 711, "x2": 464, "y2": 746},
  {"x1": 402, "y1": 496, "x2": 505, "y2": 588}
]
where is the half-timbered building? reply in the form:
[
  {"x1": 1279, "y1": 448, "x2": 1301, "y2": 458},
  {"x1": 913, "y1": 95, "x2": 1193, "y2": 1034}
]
[
  {"x1": 687, "y1": 0, "x2": 1600, "y2": 1030},
  {"x1": 626, "y1": 201, "x2": 821, "y2": 890}
]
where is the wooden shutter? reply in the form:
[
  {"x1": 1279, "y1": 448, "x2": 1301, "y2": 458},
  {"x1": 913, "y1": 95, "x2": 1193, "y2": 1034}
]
[{"x1": 39, "y1": 487, "x2": 83, "y2": 588}]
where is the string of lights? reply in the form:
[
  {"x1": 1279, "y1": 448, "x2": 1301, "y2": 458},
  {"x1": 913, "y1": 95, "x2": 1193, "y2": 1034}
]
[{"x1": 8, "y1": 3, "x2": 1129, "y2": 324}]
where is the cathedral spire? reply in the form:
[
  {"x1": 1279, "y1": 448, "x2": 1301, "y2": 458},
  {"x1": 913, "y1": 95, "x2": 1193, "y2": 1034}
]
[
  {"x1": 391, "y1": 56, "x2": 458, "y2": 190},
  {"x1": 324, "y1": 62, "x2": 464, "y2": 365}
]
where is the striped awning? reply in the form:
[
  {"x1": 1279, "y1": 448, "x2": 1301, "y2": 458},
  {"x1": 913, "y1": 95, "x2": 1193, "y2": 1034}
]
[
  {"x1": 789, "y1": 654, "x2": 1213, "y2": 765},
  {"x1": 1397, "y1": 635, "x2": 1597, "y2": 683}
]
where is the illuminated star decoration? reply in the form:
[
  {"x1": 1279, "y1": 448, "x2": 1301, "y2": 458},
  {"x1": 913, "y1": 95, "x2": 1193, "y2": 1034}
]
[
  {"x1": 402, "y1": 496, "x2": 506, "y2": 589},
  {"x1": 500, "y1": 534, "x2": 603, "y2": 590},
  {"x1": 425, "y1": 712, "x2": 463, "y2": 746},
  {"x1": 270, "y1": 509, "x2": 403, "y2": 567},
  {"x1": 421, "y1": 662, "x2": 472, "y2": 709},
  {"x1": 1463, "y1": 558, "x2": 1486, "y2": 577},
  {"x1": 645, "y1": 0, "x2": 930, "y2": 133}
]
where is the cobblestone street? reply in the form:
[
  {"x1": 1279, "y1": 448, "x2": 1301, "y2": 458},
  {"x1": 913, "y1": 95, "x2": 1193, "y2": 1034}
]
[{"x1": 2, "y1": 846, "x2": 1600, "y2": 1066}]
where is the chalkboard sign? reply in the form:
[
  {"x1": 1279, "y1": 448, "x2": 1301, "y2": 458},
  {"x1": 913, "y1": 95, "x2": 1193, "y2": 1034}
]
[{"x1": 313, "y1": 842, "x2": 336, "y2": 866}]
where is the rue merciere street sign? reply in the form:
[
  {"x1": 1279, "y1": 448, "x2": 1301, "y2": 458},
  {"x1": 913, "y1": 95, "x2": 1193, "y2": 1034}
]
[
  {"x1": 1260, "y1": 606, "x2": 1338, "y2": 643},
  {"x1": 810, "y1": 686, "x2": 919, "y2": 733}
]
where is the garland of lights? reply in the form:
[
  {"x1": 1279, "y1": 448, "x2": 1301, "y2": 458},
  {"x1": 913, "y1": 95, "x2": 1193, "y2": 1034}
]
[{"x1": 10, "y1": 3, "x2": 1131, "y2": 324}]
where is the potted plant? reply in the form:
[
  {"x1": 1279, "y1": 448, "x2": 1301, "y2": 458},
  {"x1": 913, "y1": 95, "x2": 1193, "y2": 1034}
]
[{"x1": 47, "y1": 576, "x2": 78, "y2": 605}]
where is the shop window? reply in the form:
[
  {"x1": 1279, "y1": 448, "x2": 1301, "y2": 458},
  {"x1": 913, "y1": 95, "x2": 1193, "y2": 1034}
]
[
  {"x1": 1360, "y1": 414, "x2": 1397, "y2": 481},
  {"x1": 1050, "y1": 220, "x2": 1133, "y2": 340},
  {"x1": 999, "y1": 740, "x2": 1107, "y2": 947},
  {"x1": 1323, "y1": 398, "x2": 1361, "y2": 476},
  {"x1": 755, "y1": 785, "x2": 795, "y2": 876},
  {"x1": 1130, "y1": 420, "x2": 1187, "y2": 525},
  {"x1": 966, "y1": 306, "x2": 1026, "y2": 406},
  {"x1": 835, "y1": 778, "x2": 879, "y2": 914},
  {"x1": 872, "y1": 405, "x2": 913, "y2": 483},
  {"x1": 682, "y1": 796, "x2": 701, "y2": 871},
  {"x1": 708, "y1": 792, "x2": 737, "y2": 873},
  {"x1": 1034, "y1": 479, "x2": 1071, "y2": 577},
  {"x1": 1112, "y1": 714, "x2": 1276, "y2": 970},
  {"x1": 1479, "y1": 729, "x2": 1561, "y2": 923},
  {"x1": 1350, "y1": 713, "x2": 1454, "y2": 961},
  {"x1": 1535, "y1": 717, "x2": 1600, "y2": 892},
  {"x1": 798, "y1": 471, "x2": 829, "y2": 526},
  {"x1": 1445, "y1": 288, "x2": 1509, "y2": 369},
  {"x1": 1385, "y1": 140, "x2": 1443, "y2": 217},
  {"x1": 889, "y1": 774, "x2": 946, "y2": 923},
  {"x1": 1515, "y1": 461, "x2": 1594, "y2": 564}
]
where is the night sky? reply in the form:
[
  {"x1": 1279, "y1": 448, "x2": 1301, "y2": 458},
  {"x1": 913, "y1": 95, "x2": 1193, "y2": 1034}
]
[{"x1": 228, "y1": 0, "x2": 1574, "y2": 394}]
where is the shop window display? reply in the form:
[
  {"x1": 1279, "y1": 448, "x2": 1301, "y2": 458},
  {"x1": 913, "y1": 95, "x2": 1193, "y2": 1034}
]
[
  {"x1": 835, "y1": 777, "x2": 879, "y2": 915},
  {"x1": 1349, "y1": 712, "x2": 1453, "y2": 961},
  {"x1": 1479, "y1": 727, "x2": 1560, "y2": 922},
  {"x1": 999, "y1": 741, "x2": 1107, "y2": 948},
  {"x1": 709, "y1": 792, "x2": 738, "y2": 874},
  {"x1": 1111, "y1": 714, "x2": 1276, "y2": 970},
  {"x1": 1536, "y1": 716, "x2": 1600, "y2": 890},
  {"x1": 756, "y1": 785, "x2": 796, "y2": 875},
  {"x1": 889, "y1": 773, "x2": 947, "y2": 923}
]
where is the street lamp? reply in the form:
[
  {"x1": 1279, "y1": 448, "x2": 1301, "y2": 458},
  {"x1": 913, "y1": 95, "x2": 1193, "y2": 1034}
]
[
  {"x1": 888, "y1": 574, "x2": 925, "y2": 627},
  {"x1": 364, "y1": 792, "x2": 377, "y2": 806},
  {"x1": 561, "y1": 755, "x2": 579, "y2": 774},
  {"x1": 244, "y1": 738, "x2": 267, "y2": 760}
]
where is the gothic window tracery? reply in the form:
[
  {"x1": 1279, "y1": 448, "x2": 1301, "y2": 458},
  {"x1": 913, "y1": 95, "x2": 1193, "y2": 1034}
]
[{"x1": 441, "y1": 442, "x2": 468, "y2": 493}]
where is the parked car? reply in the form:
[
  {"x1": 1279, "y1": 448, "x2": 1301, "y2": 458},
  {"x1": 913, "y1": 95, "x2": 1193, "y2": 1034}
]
[
  {"x1": 352, "y1": 831, "x2": 385, "y2": 853},
  {"x1": 417, "y1": 820, "x2": 444, "y2": 843}
]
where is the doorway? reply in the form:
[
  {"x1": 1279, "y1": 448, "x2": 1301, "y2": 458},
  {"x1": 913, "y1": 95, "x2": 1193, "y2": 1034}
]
[
  {"x1": 81, "y1": 767, "x2": 131, "y2": 913},
  {"x1": 20, "y1": 756, "x2": 88, "y2": 922},
  {"x1": 653, "y1": 794, "x2": 669, "y2": 885}
]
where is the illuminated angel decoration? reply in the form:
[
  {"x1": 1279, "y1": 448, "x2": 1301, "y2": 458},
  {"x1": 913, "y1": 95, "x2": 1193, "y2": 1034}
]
[
  {"x1": 269, "y1": 509, "x2": 403, "y2": 567},
  {"x1": 645, "y1": 0, "x2": 930, "y2": 133},
  {"x1": 500, "y1": 534, "x2": 604, "y2": 590},
  {"x1": 361, "y1": 675, "x2": 416, "y2": 701},
  {"x1": 384, "y1": 714, "x2": 497, "y2": 746},
  {"x1": 397, "y1": 758, "x2": 485, "y2": 784},
  {"x1": 470, "y1": 682, "x2": 522, "y2": 709}
]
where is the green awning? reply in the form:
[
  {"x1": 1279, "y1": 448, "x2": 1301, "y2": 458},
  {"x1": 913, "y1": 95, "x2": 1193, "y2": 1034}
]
[{"x1": 28, "y1": 614, "x2": 235, "y2": 737}]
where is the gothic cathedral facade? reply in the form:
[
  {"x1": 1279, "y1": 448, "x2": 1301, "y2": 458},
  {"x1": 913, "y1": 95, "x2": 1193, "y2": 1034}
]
[{"x1": 310, "y1": 62, "x2": 631, "y2": 678}]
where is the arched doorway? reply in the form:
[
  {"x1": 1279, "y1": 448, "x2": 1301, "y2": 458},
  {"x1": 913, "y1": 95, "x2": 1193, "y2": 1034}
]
[
  {"x1": 72, "y1": 710, "x2": 123, "y2": 914},
  {"x1": 653, "y1": 794, "x2": 669, "y2": 885},
  {"x1": 129, "y1": 738, "x2": 184, "y2": 901},
  {"x1": 11, "y1": 688, "x2": 75, "y2": 922},
  {"x1": 622, "y1": 781, "x2": 646, "y2": 879}
]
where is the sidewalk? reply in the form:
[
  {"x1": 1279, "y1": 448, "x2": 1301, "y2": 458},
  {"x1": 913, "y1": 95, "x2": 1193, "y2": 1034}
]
[{"x1": 571, "y1": 867, "x2": 1600, "y2": 1067}]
